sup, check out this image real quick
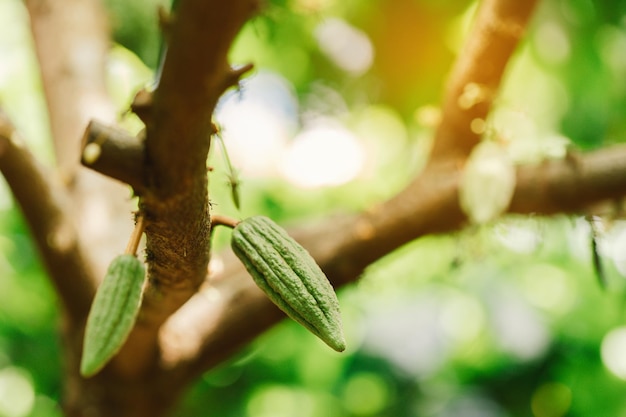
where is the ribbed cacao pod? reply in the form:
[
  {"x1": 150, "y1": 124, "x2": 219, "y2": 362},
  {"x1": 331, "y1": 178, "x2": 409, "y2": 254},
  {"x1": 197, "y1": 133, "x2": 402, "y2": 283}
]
[
  {"x1": 80, "y1": 254, "x2": 145, "y2": 377},
  {"x1": 231, "y1": 216, "x2": 346, "y2": 352}
]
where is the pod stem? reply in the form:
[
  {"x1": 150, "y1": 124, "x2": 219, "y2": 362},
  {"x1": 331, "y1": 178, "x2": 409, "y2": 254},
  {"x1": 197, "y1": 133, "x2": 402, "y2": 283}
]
[
  {"x1": 125, "y1": 213, "x2": 145, "y2": 256},
  {"x1": 211, "y1": 214, "x2": 240, "y2": 229}
]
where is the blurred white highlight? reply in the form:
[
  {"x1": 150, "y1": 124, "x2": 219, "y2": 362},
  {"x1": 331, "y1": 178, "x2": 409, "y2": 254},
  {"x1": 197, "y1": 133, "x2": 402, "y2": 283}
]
[
  {"x1": 281, "y1": 121, "x2": 366, "y2": 188},
  {"x1": 602, "y1": 327, "x2": 626, "y2": 379},
  {"x1": 315, "y1": 18, "x2": 374, "y2": 76}
]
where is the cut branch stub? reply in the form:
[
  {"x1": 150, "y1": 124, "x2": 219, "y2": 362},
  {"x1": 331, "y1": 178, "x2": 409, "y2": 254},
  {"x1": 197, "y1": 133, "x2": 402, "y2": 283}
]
[
  {"x1": 80, "y1": 120, "x2": 146, "y2": 192},
  {"x1": 231, "y1": 215, "x2": 346, "y2": 352}
]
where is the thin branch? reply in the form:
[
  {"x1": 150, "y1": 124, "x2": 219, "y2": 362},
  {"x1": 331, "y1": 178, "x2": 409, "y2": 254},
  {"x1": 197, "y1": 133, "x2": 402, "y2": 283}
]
[
  {"x1": 331, "y1": 147, "x2": 626, "y2": 285},
  {"x1": 510, "y1": 149, "x2": 626, "y2": 214},
  {"x1": 211, "y1": 214, "x2": 240, "y2": 229},
  {"x1": 165, "y1": 144, "x2": 626, "y2": 384},
  {"x1": 429, "y1": 0, "x2": 539, "y2": 163},
  {"x1": 0, "y1": 110, "x2": 96, "y2": 321},
  {"x1": 125, "y1": 214, "x2": 145, "y2": 255}
]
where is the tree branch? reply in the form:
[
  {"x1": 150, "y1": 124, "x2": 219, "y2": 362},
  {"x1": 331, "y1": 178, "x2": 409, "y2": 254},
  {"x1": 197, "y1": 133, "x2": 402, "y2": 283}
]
[
  {"x1": 0, "y1": 110, "x2": 96, "y2": 322},
  {"x1": 111, "y1": 0, "x2": 260, "y2": 377},
  {"x1": 429, "y1": 0, "x2": 539, "y2": 162},
  {"x1": 163, "y1": 144, "x2": 626, "y2": 385},
  {"x1": 147, "y1": 2, "x2": 257, "y2": 196}
]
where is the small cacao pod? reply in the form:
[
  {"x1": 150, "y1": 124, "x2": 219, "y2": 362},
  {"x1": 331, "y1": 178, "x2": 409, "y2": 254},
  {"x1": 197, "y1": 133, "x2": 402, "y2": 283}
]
[
  {"x1": 80, "y1": 254, "x2": 145, "y2": 377},
  {"x1": 231, "y1": 216, "x2": 346, "y2": 352}
]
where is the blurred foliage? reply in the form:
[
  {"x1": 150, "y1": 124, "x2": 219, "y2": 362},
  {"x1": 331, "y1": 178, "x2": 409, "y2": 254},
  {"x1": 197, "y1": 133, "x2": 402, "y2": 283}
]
[
  {"x1": 103, "y1": 0, "x2": 171, "y2": 69},
  {"x1": 2, "y1": 0, "x2": 626, "y2": 416}
]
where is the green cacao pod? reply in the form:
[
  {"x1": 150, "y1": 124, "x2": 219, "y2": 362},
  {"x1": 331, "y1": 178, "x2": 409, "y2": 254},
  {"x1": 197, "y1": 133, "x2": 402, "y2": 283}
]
[
  {"x1": 231, "y1": 216, "x2": 346, "y2": 352},
  {"x1": 80, "y1": 254, "x2": 146, "y2": 377}
]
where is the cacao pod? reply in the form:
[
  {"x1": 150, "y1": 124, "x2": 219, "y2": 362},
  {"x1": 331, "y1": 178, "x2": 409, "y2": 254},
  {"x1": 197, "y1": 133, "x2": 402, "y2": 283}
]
[
  {"x1": 80, "y1": 254, "x2": 145, "y2": 377},
  {"x1": 231, "y1": 216, "x2": 346, "y2": 352}
]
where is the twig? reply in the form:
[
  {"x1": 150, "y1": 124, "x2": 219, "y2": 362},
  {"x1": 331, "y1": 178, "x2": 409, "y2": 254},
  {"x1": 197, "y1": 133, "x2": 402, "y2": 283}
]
[
  {"x1": 211, "y1": 214, "x2": 240, "y2": 229},
  {"x1": 214, "y1": 133, "x2": 242, "y2": 210},
  {"x1": 125, "y1": 214, "x2": 145, "y2": 256}
]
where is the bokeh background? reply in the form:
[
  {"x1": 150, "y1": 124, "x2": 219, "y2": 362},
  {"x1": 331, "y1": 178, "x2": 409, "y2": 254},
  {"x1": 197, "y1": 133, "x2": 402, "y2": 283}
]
[{"x1": 2, "y1": 0, "x2": 626, "y2": 416}]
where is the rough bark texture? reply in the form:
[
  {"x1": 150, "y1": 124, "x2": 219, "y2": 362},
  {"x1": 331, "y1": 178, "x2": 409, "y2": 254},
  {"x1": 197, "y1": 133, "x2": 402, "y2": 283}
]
[{"x1": 2, "y1": 0, "x2": 626, "y2": 416}]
